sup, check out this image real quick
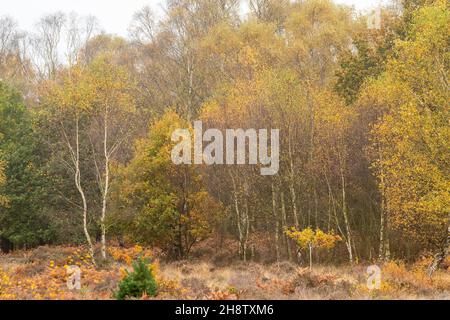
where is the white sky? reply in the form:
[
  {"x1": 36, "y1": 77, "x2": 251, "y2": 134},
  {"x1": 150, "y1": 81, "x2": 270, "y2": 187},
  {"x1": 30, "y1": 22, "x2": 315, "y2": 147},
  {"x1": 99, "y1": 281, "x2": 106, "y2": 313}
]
[{"x1": 1, "y1": 0, "x2": 388, "y2": 37}]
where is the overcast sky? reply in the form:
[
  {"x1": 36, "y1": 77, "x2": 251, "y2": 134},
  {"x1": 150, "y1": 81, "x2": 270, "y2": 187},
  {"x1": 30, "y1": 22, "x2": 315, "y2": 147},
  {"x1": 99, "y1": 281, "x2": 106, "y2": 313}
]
[{"x1": 1, "y1": 0, "x2": 388, "y2": 37}]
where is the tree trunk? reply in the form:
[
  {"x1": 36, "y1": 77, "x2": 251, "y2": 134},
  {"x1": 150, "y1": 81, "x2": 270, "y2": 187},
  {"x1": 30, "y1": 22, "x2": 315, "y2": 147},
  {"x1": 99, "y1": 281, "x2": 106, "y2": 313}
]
[
  {"x1": 100, "y1": 107, "x2": 110, "y2": 260},
  {"x1": 281, "y1": 191, "x2": 292, "y2": 260},
  {"x1": 379, "y1": 197, "x2": 386, "y2": 261},
  {"x1": 378, "y1": 146, "x2": 389, "y2": 262},
  {"x1": 73, "y1": 118, "x2": 95, "y2": 265},
  {"x1": 428, "y1": 224, "x2": 450, "y2": 277},
  {"x1": 243, "y1": 195, "x2": 250, "y2": 262},
  {"x1": 340, "y1": 165, "x2": 353, "y2": 264},
  {"x1": 288, "y1": 136, "x2": 299, "y2": 228},
  {"x1": 272, "y1": 182, "x2": 280, "y2": 262},
  {"x1": 230, "y1": 171, "x2": 249, "y2": 262},
  {"x1": 78, "y1": 174, "x2": 95, "y2": 265},
  {"x1": 100, "y1": 151, "x2": 109, "y2": 260},
  {"x1": 308, "y1": 243, "x2": 313, "y2": 270}
]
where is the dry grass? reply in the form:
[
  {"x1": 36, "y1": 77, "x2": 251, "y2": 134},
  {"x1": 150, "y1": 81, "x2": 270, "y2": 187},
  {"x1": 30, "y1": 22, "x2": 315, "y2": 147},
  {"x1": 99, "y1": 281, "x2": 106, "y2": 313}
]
[{"x1": 0, "y1": 246, "x2": 449, "y2": 300}]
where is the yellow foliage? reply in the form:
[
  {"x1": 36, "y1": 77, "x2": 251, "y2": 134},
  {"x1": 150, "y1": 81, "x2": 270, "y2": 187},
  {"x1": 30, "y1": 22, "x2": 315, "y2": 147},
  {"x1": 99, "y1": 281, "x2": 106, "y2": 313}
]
[
  {"x1": 108, "y1": 246, "x2": 153, "y2": 266},
  {"x1": 362, "y1": 1, "x2": 450, "y2": 246},
  {"x1": 285, "y1": 227, "x2": 341, "y2": 250}
]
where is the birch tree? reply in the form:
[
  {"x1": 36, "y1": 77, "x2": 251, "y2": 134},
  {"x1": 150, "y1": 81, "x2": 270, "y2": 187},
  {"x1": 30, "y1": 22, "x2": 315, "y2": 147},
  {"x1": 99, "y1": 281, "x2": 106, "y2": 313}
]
[
  {"x1": 41, "y1": 67, "x2": 96, "y2": 263},
  {"x1": 362, "y1": 1, "x2": 449, "y2": 273},
  {"x1": 86, "y1": 57, "x2": 136, "y2": 260},
  {"x1": 30, "y1": 12, "x2": 66, "y2": 79}
]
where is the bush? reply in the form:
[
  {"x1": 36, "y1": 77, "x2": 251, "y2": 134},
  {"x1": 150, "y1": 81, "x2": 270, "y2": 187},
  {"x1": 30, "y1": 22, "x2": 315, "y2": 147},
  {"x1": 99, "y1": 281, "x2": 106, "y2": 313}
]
[{"x1": 115, "y1": 257, "x2": 158, "y2": 300}]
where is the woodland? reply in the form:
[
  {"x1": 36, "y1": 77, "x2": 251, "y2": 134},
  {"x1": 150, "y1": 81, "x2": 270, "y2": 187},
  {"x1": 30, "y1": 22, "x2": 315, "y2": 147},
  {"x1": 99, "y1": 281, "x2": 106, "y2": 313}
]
[{"x1": 0, "y1": 0, "x2": 448, "y2": 300}]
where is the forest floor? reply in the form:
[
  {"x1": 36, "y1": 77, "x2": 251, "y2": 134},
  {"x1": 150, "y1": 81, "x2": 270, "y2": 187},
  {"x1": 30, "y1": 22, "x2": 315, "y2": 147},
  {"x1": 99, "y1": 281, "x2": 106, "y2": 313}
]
[{"x1": 0, "y1": 245, "x2": 449, "y2": 300}]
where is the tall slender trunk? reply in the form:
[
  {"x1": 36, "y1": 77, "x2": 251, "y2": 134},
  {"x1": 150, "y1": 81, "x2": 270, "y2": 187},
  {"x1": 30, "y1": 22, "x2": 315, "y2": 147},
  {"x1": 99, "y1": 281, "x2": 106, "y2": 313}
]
[
  {"x1": 308, "y1": 243, "x2": 313, "y2": 270},
  {"x1": 288, "y1": 136, "x2": 299, "y2": 228},
  {"x1": 378, "y1": 145, "x2": 389, "y2": 262},
  {"x1": 73, "y1": 118, "x2": 95, "y2": 265},
  {"x1": 281, "y1": 191, "x2": 291, "y2": 260},
  {"x1": 327, "y1": 189, "x2": 332, "y2": 232},
  {"x1": 249, "y1": 202, "x2": 255, "y2": 261},
  {"x1": 324, "y1": 168, "x2": 333, "y2": 232},
  {"x1": 186, "y1": 56, "x2": 195, "y2": 122},
  {"x1": 75, "y1": 165, "x2": 94, "y2": 261},
  {"x1": 379, "y1": 196, "x2": 386, "y2": 261},
  {"x1": 314, "y1": 188, "x2": 319, "y2": 228},
  {"x1": 230, "y1": 171, "x2": 248, "y2": 261},
  {"x1": 307, "y1": 88, "x2": 315, "y2": 229},
  {"x1": 100, "y1": 162, "x2": 108, "y2": 260},
  {"x1": 340, "y1": 157, "x2": 353, "y2": 264},
  {"x1": 100, "y1": 109, "x2": 109, "y2": 260},
  {"x1": 231, "y1": 175, "x2": 242, "y2": 258},
  {"x1": 272, "y1": 182, "x2": 280, "y2": 262},
  {"x1": 243, "y1": 197, "x2": 250, "y2": 262}
]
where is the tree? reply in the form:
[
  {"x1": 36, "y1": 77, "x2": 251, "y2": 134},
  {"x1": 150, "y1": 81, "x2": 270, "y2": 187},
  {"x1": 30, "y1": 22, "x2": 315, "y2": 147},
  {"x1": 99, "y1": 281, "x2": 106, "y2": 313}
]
[
  {"x1": 30, "y1": 12, "x2": 66, "y2": 79},
  {"x1": 41, "y1": 56, "x2": 137, "y2": 260},
  {"x1": 0, "y1": 16, "x2": 33, "y2": 89},
  {"x1": 335, "y1": 9, "x2": 401, "y2": 105},
  {"x1": 65, "y1": 13, "x2": 99, "y2": 67},
  {"x1": 114, "y1": 257, "x2": 158, "y2": 300},
  {"x1": 360, "y1": 1, "x2": 449, "y2": 271},
  {"x1": 86, "y1": 56, "x2": 137, "y2": 260},
  {"x1": 249, "y1": 0, "x2": 290, "y2": 29},
  {"x1": 285, "y1": 227, "x2": 341, "y2": 269},
  {"x1": 129, "y1": 6, "x2": 157, "y2": 44},
  {"x1": 314, "y1": 89, "x2": 357, "y2": 263},
  {"x1": 29, "y1": 12, "x2": 100, "y2": 79},
  {"x1": 0, "y1": 81, "x2": 54, "y2": 247},
  {"x1": 197, "y1": 0, "x2": 360, "y2": 262},
  {"x1": 112, "y1": 111, "x2": 223, "y2": 258},
  {"x1": 40, "y1": 66, "x2": 96, "y2": 261},
  {"x1": 135, "y1": 0, "x2": 240, "y2": 121}
]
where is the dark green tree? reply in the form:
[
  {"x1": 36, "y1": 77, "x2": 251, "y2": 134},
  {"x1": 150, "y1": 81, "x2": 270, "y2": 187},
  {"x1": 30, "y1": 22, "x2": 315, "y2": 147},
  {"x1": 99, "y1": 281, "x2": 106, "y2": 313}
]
[
  {"x1": 0, "y1": 82, "x2": 54, "y2": 247},
  {"x1": 115, "y1": 257, "x2": 158, "y2": 300}
]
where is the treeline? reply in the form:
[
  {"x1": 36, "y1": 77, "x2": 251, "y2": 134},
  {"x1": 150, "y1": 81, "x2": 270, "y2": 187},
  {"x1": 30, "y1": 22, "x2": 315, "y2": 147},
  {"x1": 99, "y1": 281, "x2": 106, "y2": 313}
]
[{"x1": 0, "y1": 0, "x2": 448, "y2": 271}]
